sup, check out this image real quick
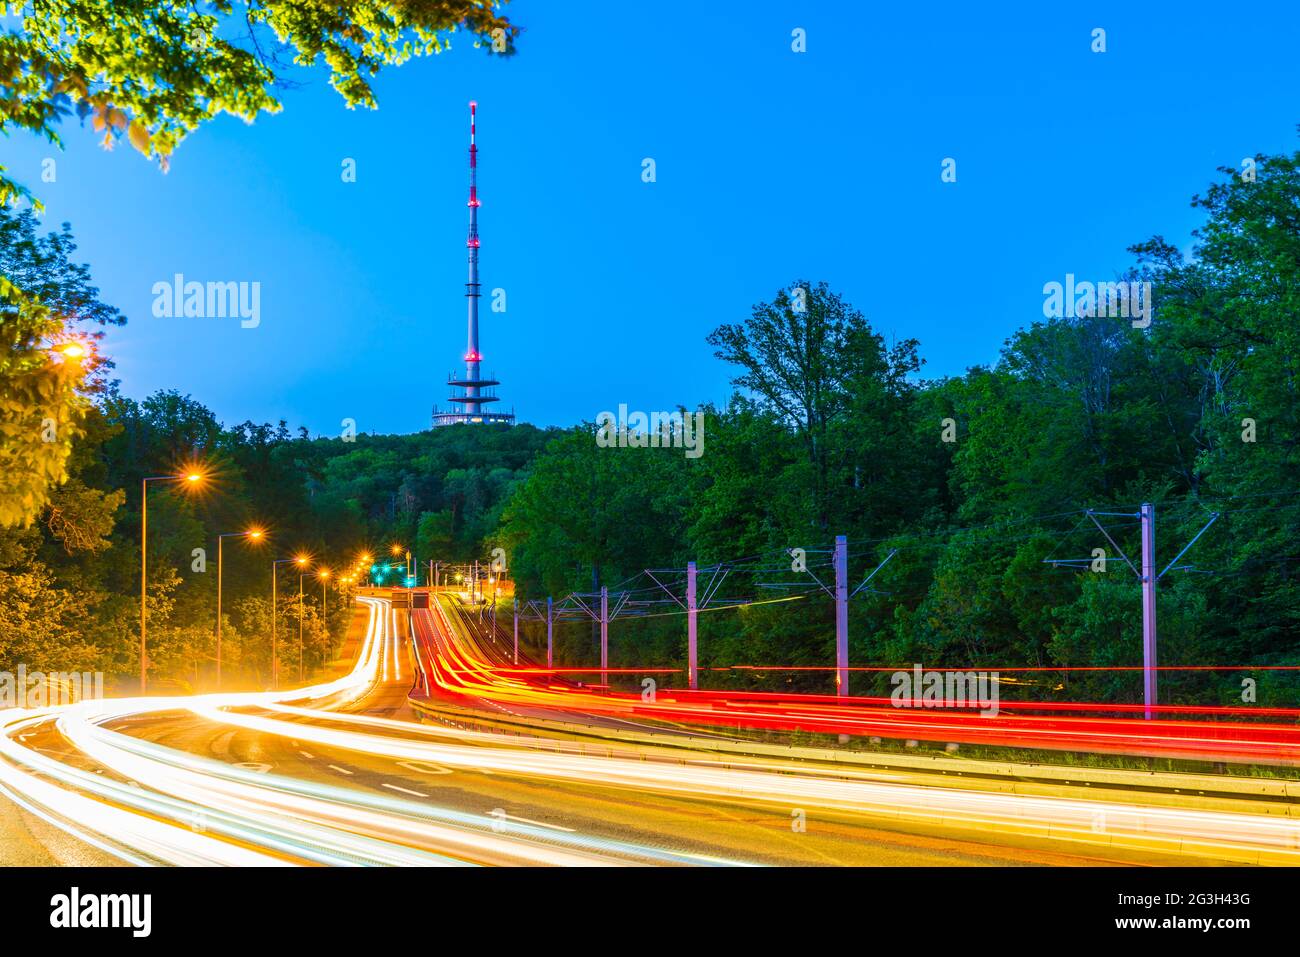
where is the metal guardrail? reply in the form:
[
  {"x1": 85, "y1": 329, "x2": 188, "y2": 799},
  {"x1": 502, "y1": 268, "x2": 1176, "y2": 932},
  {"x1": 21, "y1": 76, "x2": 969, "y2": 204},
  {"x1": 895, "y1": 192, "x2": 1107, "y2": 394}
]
[{"x1": 406, "y1": 696, "x2": 1300, "y2": 807}]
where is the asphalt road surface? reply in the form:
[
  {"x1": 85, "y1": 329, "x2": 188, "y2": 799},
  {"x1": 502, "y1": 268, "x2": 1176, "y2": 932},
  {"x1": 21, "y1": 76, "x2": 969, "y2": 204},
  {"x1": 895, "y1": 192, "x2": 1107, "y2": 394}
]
[{"x1": 1, "y1": 597, "x2": 1294, "y2": 866}]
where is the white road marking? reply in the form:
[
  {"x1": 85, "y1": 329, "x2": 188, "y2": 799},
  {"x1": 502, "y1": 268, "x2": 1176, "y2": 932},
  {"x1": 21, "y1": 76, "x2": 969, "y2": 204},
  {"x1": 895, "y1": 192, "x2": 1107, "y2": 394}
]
[
  {"x1": 397, "y1": 760, "x2": 453, "y2": 775},
  {"x1": 327, "y1": 764, "x2": 353, "y2": 775},
  {"x1": 381, "y1": 782, "x2": 427, "y2": 798},
  {"x1": 498, "y1": 812, "x2": 576, "y2": 833},
  {"x1": 298, "y1": 750, "x2": 315, "y2": 759}
]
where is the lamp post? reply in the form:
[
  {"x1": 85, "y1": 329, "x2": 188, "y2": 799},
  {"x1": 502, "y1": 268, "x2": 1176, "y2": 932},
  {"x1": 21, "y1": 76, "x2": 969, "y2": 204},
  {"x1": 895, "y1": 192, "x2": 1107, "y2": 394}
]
[
  {"x1": 216, "y1": 528, "x2": 263, "y2": 689},
  {"x1": 389, "y1": 544, "x2": 412, "y2": 585},
  {"x1": 295, "y1": 556, "x2": 311, "y2": 682},
  {"x1": 299, "y1": 568, "x2": 305, "y2": 681},
  {"x1": 271, "y1": 556, "x2": 307, "y2": 689},
  {"x1": 320, "y1": 569, "x2": 330, "y2": 623},
  {"x1": 140, "y1": 469, "x2": 205, "y2": 693},
  {"x1": 318, "y1": 568, "x2": 331, "y2": 668}
]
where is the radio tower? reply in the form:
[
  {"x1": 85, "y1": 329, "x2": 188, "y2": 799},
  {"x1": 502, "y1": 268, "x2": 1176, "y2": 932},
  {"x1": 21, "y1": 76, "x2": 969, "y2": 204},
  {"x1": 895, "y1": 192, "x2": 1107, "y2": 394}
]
[{"x1": 433, "y1": 101, "x2": 514, "y2": 426}]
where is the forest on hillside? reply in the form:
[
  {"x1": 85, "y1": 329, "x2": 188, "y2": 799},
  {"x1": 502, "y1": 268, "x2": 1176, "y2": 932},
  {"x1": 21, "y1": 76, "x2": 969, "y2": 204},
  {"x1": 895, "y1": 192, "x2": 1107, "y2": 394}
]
[{"x1": 3, "y1": 140, "x2": 1299, "y2": 704}]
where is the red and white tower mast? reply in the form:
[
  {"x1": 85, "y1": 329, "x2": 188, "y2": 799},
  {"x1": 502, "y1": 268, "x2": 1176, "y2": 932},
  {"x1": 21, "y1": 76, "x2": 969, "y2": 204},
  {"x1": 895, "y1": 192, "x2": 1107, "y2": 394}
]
[{"x1": 434, "y1": 101, "x2": 514, "y2": 426}]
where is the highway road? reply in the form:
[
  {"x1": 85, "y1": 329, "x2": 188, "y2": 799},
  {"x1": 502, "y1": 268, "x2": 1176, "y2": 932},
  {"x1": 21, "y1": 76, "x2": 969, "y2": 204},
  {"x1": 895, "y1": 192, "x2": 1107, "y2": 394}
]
[{"x1": 1, "y1": 596, "x2": 1298, "y2": 866}]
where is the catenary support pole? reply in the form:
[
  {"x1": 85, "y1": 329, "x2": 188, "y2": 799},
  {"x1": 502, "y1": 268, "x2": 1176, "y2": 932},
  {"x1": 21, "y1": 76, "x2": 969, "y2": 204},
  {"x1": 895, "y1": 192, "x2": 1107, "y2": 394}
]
[
  {"x1": 687, "y1": 561, "x2": 698, "y2": 690},
  {"x1": 600, "y1": 586, "x2": 609, "y2": 686},
  {"x1": 1141, "y1": 502, "x2": 1157, "y2": 720},
  {"x1": 835, "y1": 535, "x2": 848, "y2": 697}
]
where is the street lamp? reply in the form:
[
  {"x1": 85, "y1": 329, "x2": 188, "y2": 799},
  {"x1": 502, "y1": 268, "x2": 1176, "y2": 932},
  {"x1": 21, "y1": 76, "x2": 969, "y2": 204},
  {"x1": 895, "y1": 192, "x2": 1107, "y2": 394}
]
[
  {"x1": 270, "y1": 556, "x2": 304, "y2": 689},
  {"x1": 390, "y1": 544, "x2": 414, "y2": 580},
  {"x1": 318, "y1": 568, "x2": 332, "y2": 665},
  {"x1": 140, "y1": 467, "x2": 207, "y2": 693},
  {"x1": 216, "y1": 528, "x2": 263, "y2": 689},
  {"x1": 295, "y1": 555, "x2": 311, "y2": 682}
]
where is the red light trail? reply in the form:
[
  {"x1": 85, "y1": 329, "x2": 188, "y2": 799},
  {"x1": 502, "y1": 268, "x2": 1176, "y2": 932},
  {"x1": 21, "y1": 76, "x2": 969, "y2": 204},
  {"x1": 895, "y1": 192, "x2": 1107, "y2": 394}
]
[{"x1": 409, "y1": 598, "x2": 1300, "y2": 766}]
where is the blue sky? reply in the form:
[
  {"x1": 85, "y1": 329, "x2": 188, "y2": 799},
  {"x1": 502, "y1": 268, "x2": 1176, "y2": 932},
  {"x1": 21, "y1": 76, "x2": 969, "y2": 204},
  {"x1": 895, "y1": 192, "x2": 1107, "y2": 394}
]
[{"x1": 7, "y1": 1, "x2": 1300, "y2": 434}]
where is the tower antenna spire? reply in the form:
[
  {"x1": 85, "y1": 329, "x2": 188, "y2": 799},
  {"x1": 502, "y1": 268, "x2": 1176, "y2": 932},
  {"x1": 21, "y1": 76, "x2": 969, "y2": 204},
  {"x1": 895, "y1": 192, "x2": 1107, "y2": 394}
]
[{"x1": 433, "y1": 100, "x2": 514, "y2": 427}]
